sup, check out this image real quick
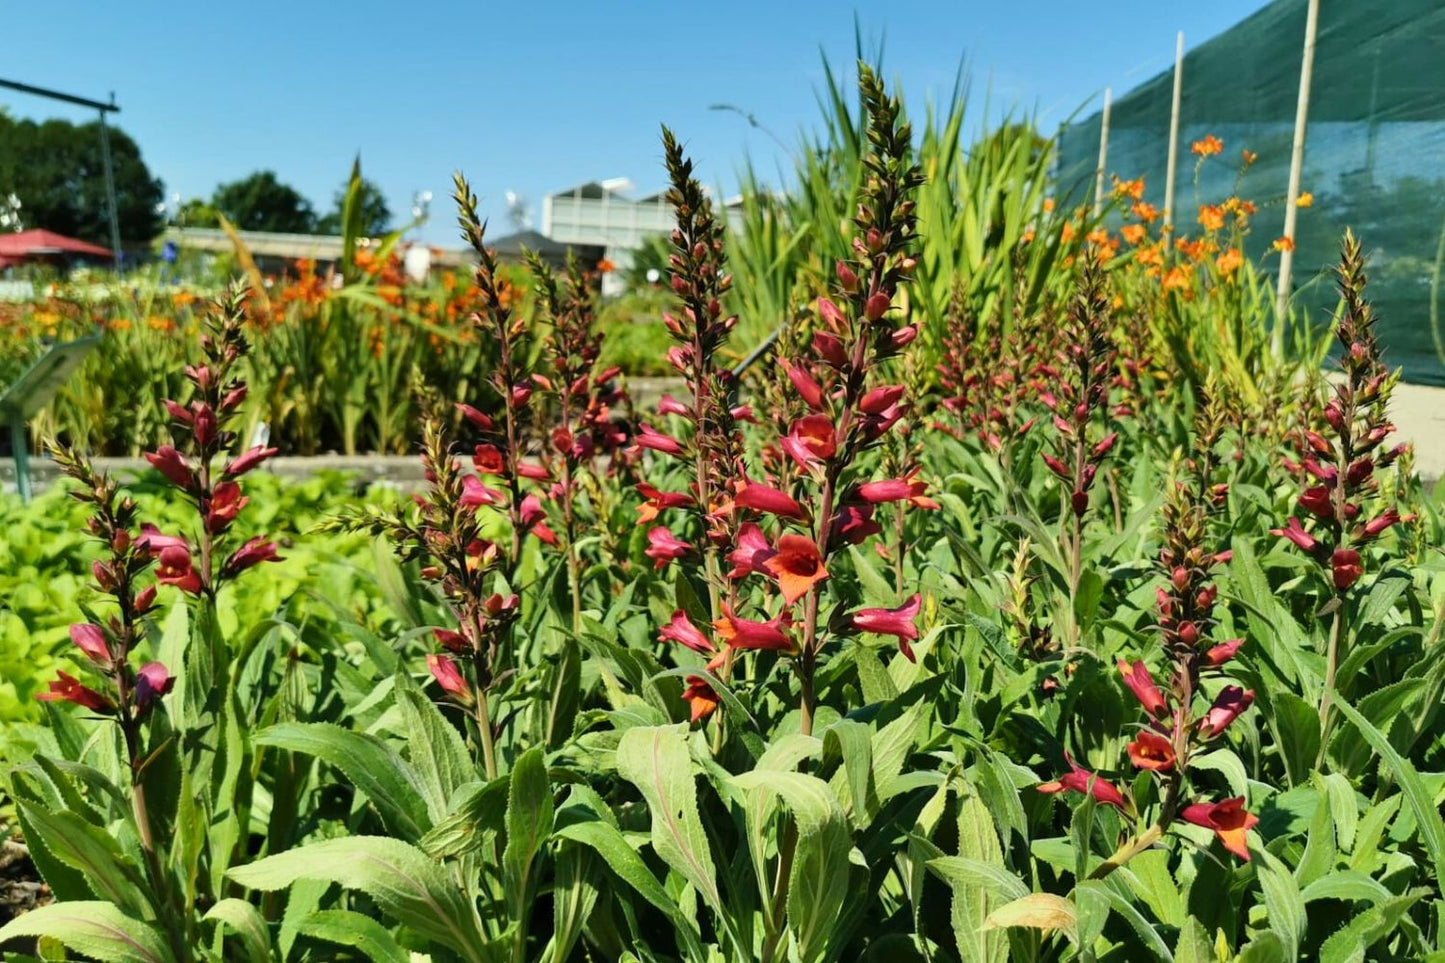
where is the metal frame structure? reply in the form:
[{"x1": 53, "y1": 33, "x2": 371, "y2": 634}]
[{"x1": 0, "y1": 77, "x2": 124, "y2": 270}]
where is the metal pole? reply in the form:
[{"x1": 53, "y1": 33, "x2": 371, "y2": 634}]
[
  {"x1": 1274, "y1": 0, "x2": 1321, "y2": 357},
  {"x1": 10, "y1": 417, "x2": 31, "y2": 503},
  {"x1": 1163, "y1": 32, "x2": 1184, "y2": 233},
  {"x1": 1093, "y1": 88, "x2": 1112, "y2": 218},
  {"x1": 97, "y1": 100, "x2": 124, "y2": 271}
]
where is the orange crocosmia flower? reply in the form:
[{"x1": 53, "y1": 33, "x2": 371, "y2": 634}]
[
  {"x1": 597, "y1": 258, "x2": 616, "y2": 274},
  {"x1": 1021, "y1": 227, "x2": 1036, "y2": 244},
  {"x1": 1162, "y1": 264, "x2": 1194, "y2": 291},
  {"x1": 1112, "y1": 176, "x2": 1145, "y2": 200},
  {"x1": 1135, "y1": 244, "x2": 1164, "y2": 268},
  {"x1": 1131, "y1": 201, "x2": 1160, "y2": 223},
  {"x1": 1086, "y1": 228, "x2": 1111, "y2": 247},
  {"x1": 1060, "y1": 221, "x2": 1077, "y2": 243},
  {"x1": 763, "y1": 534, "x2": 829, "y2": 605},
  {"x1": 1216, "y1": 247, "x2": 1244, "y2": 276},
  {"x1": 1191, "y1": 134, "x2": 1223, "y2": 157},
  {"x1": 1242, "y1": 149, "x2": 1258, "y2": 165},
  {"x1": 1175, "y1": 237, "x2": 1208, "y2": 262},
  {"x1": 1042, "y1": 198, "x2": 1056, "y2": 213},
  {"x1": 1272, "y1": 235, "x2": 1296, "y2": 253},
  {"x1": 1295, "y1": 191, "x2": 1314, "y2": 208},
  {"x1": 1121, "y1": 223, "x2": 1147, "y2": 245},
  {"x1": 1197, "y1": 204, "x2": 1225, "y2": 232}
]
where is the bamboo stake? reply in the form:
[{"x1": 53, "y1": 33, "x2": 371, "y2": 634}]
[
  {"x1": 1274, "y1": 0, "x2": 1322, "y2": 357},
  {"x1": 1163, "y1": 33, "x2": 1184, "y2": 233},
  {"x1": 1093, "y1": 87, "x2": 1112, "y2": 217}
]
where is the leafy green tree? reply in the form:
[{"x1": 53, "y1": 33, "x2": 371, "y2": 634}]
[
  {"x1": 0, "y1": 110, "x2": 164, "y2": 244},
  {"x1": 210, "y1": 170, "x2": 317, "y2": 233},
  {"x1": 317, "y1": 175, "x2": 391, "y2": 236}
]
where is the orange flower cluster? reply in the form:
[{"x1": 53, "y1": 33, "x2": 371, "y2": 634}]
[{"x1": 1191, "y1": 134, "x2": 1223, "y2": 157}]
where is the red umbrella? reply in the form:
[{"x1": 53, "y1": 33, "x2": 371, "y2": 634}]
[{"x1": 0, "y1": 229, "x2": 112, "y2": 267}]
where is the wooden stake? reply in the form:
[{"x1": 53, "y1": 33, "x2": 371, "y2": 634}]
[
  {"x1": 1093, "y1": 87, "x2": 1112, "y2": 217},
  {"x1": 1163, "y1": 32, "x2": 1184, "y2": 233},
  {"x1": 1274, "y1": 0, "x2": 1321, "y2": 357}
]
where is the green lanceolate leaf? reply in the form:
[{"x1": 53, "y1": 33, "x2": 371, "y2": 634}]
[
  {"x1": 733, "y1": 769, "x2": 853, "y2": 963},
  {"x1": 394, "y1": 671, "x2": 475, "y2": 824},
  {"x1": 1330, "y1": 691, "x2": 1445, "y2": 883},
  {"x1": 297, "y1": 909, "x2": 413, "y2": 963},
  {"x1": 203, "y1": 898, "x2": 271, "y2": 963},
  {"x1": 948, "y1": 784, "x2": 1008, "y2": 963},
  {"x1": 615, "y1": 724, "x2": 722, "y2": 912},
  {"x1": 254, "y1": 721, "x2": 430, "y2": 840},
  {"x1": 17, "y1": 803, "x2": 153, "y2": 918},
  {"x1": 228, "y1": 836, "x2": 490, "y2": 962},
  {"x1": 0, "y1": 901, "x2": 175, "y2": 963},
  {"x1": 504, "y1": 746, "x2": 556, "y2": 933},
  {"x1": 1254, "y1": 848, "x2": 1305, "y2": 961}
]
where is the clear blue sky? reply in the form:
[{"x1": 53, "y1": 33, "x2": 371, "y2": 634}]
[{"x1": 3, "y1": 1, "x2": 1269, "y2": 244}]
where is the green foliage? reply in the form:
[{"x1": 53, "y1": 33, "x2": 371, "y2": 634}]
[
  {"x1": 210, "y1": 170, "x2": 317, "y2": 234},
  {"x1": 0, "y1": 111, "x2": 164, "y2": 244}
]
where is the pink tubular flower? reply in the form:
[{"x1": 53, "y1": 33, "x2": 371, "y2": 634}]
[
  {"x1": 645, "y1": 527, "x2": 694, "y2": 569},
  {"x1": 635, "y1": 423, "x2": 686, "y2": 456},
  {"x1": 519, "y1": 494, "x2": 558, "y2": 546},
  {"x1": 427, "y1": 654, "x2": 473, "y2": 705},
  {"x1": 145, "y1": 445, "x2": 195, "y2": 489},
  {"x1": 1298, "y1": 486, "x2": 1334, "y2": 520},
  {"x1": 433, "y1": 627, "x2": 468, "y2": 653},
  {"x1": 36, "y1": 672, "x2": 114, "y2": 714},
  {"x1": 156, "y1": 544, "x2": 202, "y2": 594},
  {"x1": 1360, "y1": 508, "x2": 1402, "y2": 540},
  {"x1": 1332, "y1": 548, "x2": 1363, "y2": 590},
  {"x1": 848, "y1": 594, "x2": 922, "y2": 661},
  {"x1": 222, "y1": 446, "x2": 278, "y2": 479},
  {"x1": 473, "y1": 444, "x2": 506, "y2": 475},
  {"x1": 1037, "y1": 755, "x2": 1126, "y2": 810},
  {"x1": 1118, "y1": 659, "x2": 1169, "y2": 719},
  {"x1": 859, "y1": 384, "x2": 905, "y2": 415},
  {"x1": 133, "y1": 662, "x2": 174, "y2": 712},
  {"x1": 657, "y1": 393, "x2": 689, "y2": 416},
  {"x1": 635, "y1": 482, "x2": 693, "y2": 524},
  {"x1": 780, "y1": 414, "x2": 837, "y2": 468},
  {"x1": 224, "y1": 537, "x2": 281, "y2": 577},
  {"x1": 727, "y1": 522, "x2": 777, "y2": 579},
  {"x1": 681, "y1": 675, "x2": 720, "y2": 722},
  {"x1": 659, "y1": 610, "x2": 714, "y2": 656},
  {"x1": 1200, "y1": 685, "x2": 1255, "y2": 737},
  {"x1": 69, "y1": 624, "x2": 111, "y2": 665},
  {"x1": 1127, "y1": 730, "x2": 1177, "y2": 771},
  {"x1": 1181, "y1": 797, "x2": 1258, "y2": 861},
  {"x1": 460, "y1": 475, "x2": 504, "y2": 509},
  {"x1": 831, "y1": 504, "x2": 882, "y2": 546},
  {"x1": 853, "y1": 468, "x2": 937, "y2": 510},
  {"x1": 812, "y1": 331, "x2": 848, "y2": 368},
  {"x1": 1271, "y1": 517, "x2": 1319, "y2": 552},
  {"x1": 763, "y1": 534, "x2": 829, "y2": 604},
  {"x1": 1203, "y1": 637, "x2": 1245, "y2": 667},
  {"x1": 817, "y1": 296, "x2": 846, "y2": 327},
  {"x1": 712, "y1": 606, "x2": 793, "y2": 652},
  {"x1": 516, "y1": 461, "x2": 550, "y2": 481},
  {"x1": 785, "y1": 361, "x2": 825, "y2": 410},
  {"x1": 205, "y1": 481, "x2": 249, "y2": 534},
  {"x1": 735, "y1": 480, "x2": 807, "y2": 520},
  {"x1": 456, "y1": 404, "x2": 494, "y2": 430}
]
